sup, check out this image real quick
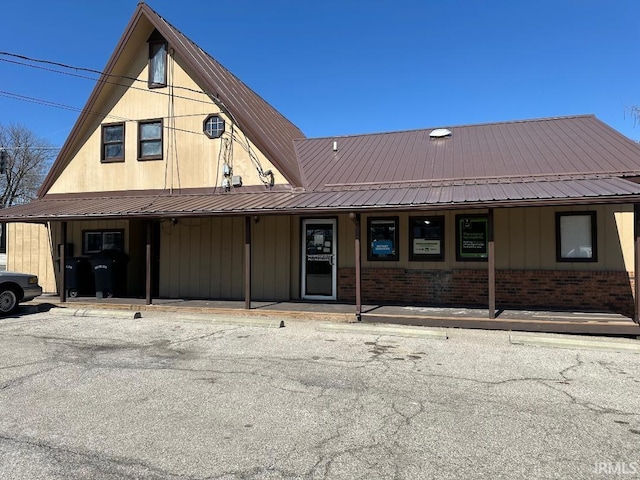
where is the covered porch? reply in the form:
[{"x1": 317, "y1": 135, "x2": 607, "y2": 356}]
[
  {"x1": 4, "y1": 176, "x2": 640, "y2": 334},
  {"x1": 28, "y1": 295, "x2": 640, "y2": 336}
]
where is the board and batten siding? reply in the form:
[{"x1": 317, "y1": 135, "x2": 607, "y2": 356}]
[
  {"x1": 158, "y1": 216, "x2": 292, "y2": 300},
  {"x1": 7, "y1": 223, "x2": 57, "y2": 293},
  {"x1": 336, "y1": 205, "x2": 634, "y2": 272}
]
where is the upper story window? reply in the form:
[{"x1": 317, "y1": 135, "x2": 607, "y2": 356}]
[
  {"x1": 101, "y1": 123, "x2": 125, "y2": 163},
  {"x1": 148, "y1": 30, "x2": 167, "y2": 88},
  {"x1": 138, "y1": 119, "x2": 163, "y2": 161},
  {"x1": 203, "y1": 115, "x2": 225, "y2": 139}
]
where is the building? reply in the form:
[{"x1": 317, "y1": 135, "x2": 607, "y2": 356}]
[{"x1": 3, "y1": 3, "x2": 640, "y2": 326}]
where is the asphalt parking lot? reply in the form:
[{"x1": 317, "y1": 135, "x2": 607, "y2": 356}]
[{"x1": 0, "y1": 309, "x2": 639, "y2": 479}]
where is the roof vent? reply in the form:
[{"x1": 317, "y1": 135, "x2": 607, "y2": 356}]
[{"x1": 429, "y1": 128, "x2": 452, "y2": 139}]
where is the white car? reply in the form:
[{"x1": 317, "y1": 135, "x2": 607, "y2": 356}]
[{"x1": 0, "y1": 272, "x2": 43, "y2": 315}]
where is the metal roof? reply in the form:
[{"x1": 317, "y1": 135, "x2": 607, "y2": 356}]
[
  {"x1": 4, "y1": 176, "x2": 640, "y2": 222},
  {"x1": 295, "y1": 115, "x2": 640, "y2": 190}
]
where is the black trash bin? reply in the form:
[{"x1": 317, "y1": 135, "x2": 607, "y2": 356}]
[
  {"x1": 90, "y1": 250, "x2": 128, "y2": 298},
  {"x1": 63, "y1": 257, "x2": 94, "y2": 298}
]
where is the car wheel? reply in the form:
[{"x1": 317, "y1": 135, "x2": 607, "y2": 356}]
[
  {"x1": 0, "y1": 288, "x2": 18, "y2": 315},
  {"x1": 68, "y1": 289, "x2": 79, "y2": 298}
]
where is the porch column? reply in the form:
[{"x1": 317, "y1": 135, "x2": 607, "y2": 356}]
[
  {"x1": 145, "y1": 221, "x2": 152, "y2": 305},
  {"x1": 488, "y1": 208, "x2": 495, "y2": 319},
  {"x1": 60, "y1": 221, "x2": 67, "y2": 303},
  {"x1": 244, "y1": 216, "x2": 252, "y2": 310},
  {"x1": 350, "y1": 213, "x2": 362, "y2": 321},
  {"x1": 635, "y1": 205, "x2": 640, "y2": 324}
]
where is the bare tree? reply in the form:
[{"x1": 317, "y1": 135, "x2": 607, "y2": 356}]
[{"x1": 0, "y1": 123, "x2": 55, "y2": 208}]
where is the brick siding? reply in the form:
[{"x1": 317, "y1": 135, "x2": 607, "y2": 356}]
[{"x1": 338, "y1": 268, "x2": 635, "y2": 317}]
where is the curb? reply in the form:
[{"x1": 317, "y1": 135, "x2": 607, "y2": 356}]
[
  {"x1": 49, "y1": 308, "x2": 142, "y2": 319},
  {"x1": 317, "y1": 322, "x2": 448, "y2": 339},
  {"x1": 173, "y1": 314, "x2": 284, "y2": 328},
  {"x1": 509, "y1": 333, "x2": 640, "y2": 353},
  {"x1": 32, "y1": 300, "x2": 352, "y2": 323}
]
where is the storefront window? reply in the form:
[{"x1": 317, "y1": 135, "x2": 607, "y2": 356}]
[
  {"x1": 367, "y1": 217, "x2": 399, "y2": 261},
  {"x1": 456, "y1": 215, "x2": 488, "y2": 261},
  {"x1": 409, "y1": 216, "x2": 444, "y2": 261}
]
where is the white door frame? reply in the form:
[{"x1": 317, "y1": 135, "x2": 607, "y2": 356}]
[{"x1": 301, "y1": 218, "x2": 337, "y2": 300}]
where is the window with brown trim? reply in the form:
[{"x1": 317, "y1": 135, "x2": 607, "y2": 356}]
[
  {"x1": 556, "y1": 211, "x2": 597, "y2": 262},
  {"x1": 455, "y1": 214, "x2": 488, "y2": 262},
  {"x1": 367, "y1": 217, "x2": 399, "y2": 261},
  {"x1": 101, "y1": 123, "x2": 125, "y2": 163},
  {"x1": 409, "y1": 216, "x2": 444, "y2": 261},
  {"x1": 138, "y1": 120, "x2": 163, "y2": 161},
  {"x1": 82, "y1": 229, "x2": 124, "y2": 255},
  {"x1": 148, "y1": 34, "x2": 167, "y2": 88},
  {"x1": 203, "y1": 114, "x2": 225, "y2": 139}
]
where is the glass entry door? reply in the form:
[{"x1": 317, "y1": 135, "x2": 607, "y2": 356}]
[{"x1": 302, "y1": 219, "x2": 337, "y2": 300}]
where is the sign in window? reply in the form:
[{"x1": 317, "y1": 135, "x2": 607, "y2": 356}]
[
  {"x1": 367, "y1": 217, "x2": 399, "y2": 261},
  {"x1": 456, "y1": 215, "x2": 488, "y2": 261},
  {"x1": 409, "y1": 216, "x2": 444, "y2": 261}
]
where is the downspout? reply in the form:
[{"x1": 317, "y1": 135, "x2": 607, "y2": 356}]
[
  {"x1": 146, "y1": 221, "x2": 152, "y2": 305},
  {"x1": 244, "y1": 216, "x2": 252, "y2": 310},
  {"x1": 60, "y1": 221, "x2": 67, "y2": 303},
  {"x1": 350, "y1": 213, "x2": 362, "y2": 321},
  {"x1": 488, "y1": 208, "x2": 495, "y2": 319},
  {"x1": 634, "y1": 205, "x2": 640, "y2": 324}
]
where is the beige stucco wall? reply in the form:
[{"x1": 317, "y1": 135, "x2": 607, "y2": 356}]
[
  {"x1": 47, "y1": 36, "x2": 287, "y2": 194},
  {"x1": 336, "y1": 204, "x2": 634, "y2": 272},
  {"x1": 7, "y1": 223, "x2": 57, "y2": 293}
]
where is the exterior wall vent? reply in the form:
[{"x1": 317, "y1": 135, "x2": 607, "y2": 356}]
[{"x1": 429, "y1": 128, "x2": 452, "y2": 139}]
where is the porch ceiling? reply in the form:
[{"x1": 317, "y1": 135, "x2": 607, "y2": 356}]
[{"x1": 2, "y1": 176, "x2": 640, "y2": 222}]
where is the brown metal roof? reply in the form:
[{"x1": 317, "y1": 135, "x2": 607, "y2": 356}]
[
  {"x1": 38, "y1": 3, "x2": 305, "y2": 195},
  {"x1": 295, "y1": 115, "x2": 640, "y2": 190},
  {"x1": 149, "y1": 5, "x2": 305, "y2": 185},
  {"x1": 4, "y1": 176, "x2": 640, "y2": 222}
]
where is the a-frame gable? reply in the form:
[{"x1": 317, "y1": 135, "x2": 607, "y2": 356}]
[{"x1": 39, "y1": 3, "x2": 305, "y2": 196}]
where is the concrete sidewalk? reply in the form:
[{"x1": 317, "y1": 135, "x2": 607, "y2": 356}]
[{"x1": 25, "y1": 294, "x2": 640, "y2": 336}]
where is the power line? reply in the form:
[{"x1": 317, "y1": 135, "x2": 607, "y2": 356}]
[
  {"x1": 0, "y1": 57, "x2": 216, "y2": 108},
  {"x1": 0, "y1": 51, "x2": 269, "y2": 183},
  {"x1": 0, "y1": 50, "x2": 242, "y2": 138},
  {"x1": 0, "y1": 89, "x2": 216, "y2": 136},
  {"x1": 0, "y1": 88, "x2": 265, "y2": 170},
  {"x1": 0, "y1": 51, "x2": 214, "y2": 100}
]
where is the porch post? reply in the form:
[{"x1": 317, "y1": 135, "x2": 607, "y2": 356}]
[
  {"x1": 351, "y1": 213, "x2": 362, "y2": 321},
  {"x1": 488, "y1": 208, "x2": 495, "y2": 319},
  {"x1": 145, "y1": 221, "x2": 152, "y2": 305},
  {"x1": 60, "y1": 221, "x2": 67, "y2": 303},
  {"x1": 244, "y1": 216, "x2": 252, "y2": 310},
  {"x1": 635, "y1": 205, "x2": 640, "y2": 324}
]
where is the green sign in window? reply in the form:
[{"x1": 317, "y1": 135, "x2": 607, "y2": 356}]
[{"x1": 456, "y1": 215, "x2": 488, "y2": 261}]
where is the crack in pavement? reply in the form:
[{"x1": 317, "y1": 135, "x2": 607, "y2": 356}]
[
  {"x1": 0, "y1": 432, "x2": 205, "y2": 480},
  {"x1": 0, "y1": 365, "x2": 63, "y2": 391}
]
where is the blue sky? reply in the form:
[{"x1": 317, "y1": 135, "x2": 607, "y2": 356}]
[{"x1": 1, "y1": 0, "x2": 639, "y2": 150}]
